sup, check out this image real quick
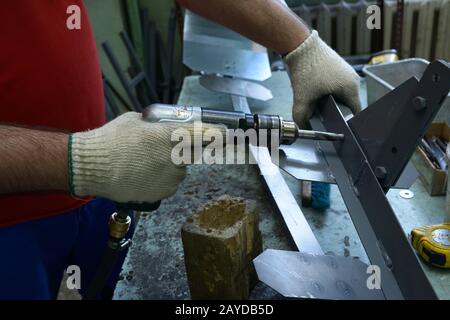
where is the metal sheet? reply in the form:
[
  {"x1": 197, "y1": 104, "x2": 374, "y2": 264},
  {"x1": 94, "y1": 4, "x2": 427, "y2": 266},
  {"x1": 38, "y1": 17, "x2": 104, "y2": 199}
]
[
  {"x1": 349, "y1": 60, "x2": 450, "y2": 190},
  {"x1": 311, "y1": 96, "x2": 437, "y2": 300},
  {"x1": 183, "y1": 10, "x2": 271, "y2": 81},
  {"x1": 395, "y1": 162, "x2": 419, "y2": 189},
  {"x1": 279, "y1": 138, "x2": 419, "y2": 189},
  {"x1": 363, "y1": 59, "x2": 450, "y2": 124},
  {"x1": 199, "y1": 75, "x2": 273, "y2": 101},
  {"x1": 254, "y1": 249, "x2": 385, "y2": 300},
  {"x1": 250, "y1": 144, "x2": 323, "y2": 254},
  {"x1": 230, "y1": 95, "x2": 250, "y2": 113},
  {"x1": 279, "y1": 140, "x2": 335, "y2": 184},
  {"x1": 231, "y1": 95, "x2": 323, "y2": 255}
]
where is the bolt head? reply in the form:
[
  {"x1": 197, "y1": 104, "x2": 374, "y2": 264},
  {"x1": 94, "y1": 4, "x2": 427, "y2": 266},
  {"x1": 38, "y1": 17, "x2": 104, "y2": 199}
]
[
  {"x1": 412, "y1": 96, "x2": 427, "y2": 111},
  {"x1": 375, "y1": 166, "x2": 387, "y2": 179}
]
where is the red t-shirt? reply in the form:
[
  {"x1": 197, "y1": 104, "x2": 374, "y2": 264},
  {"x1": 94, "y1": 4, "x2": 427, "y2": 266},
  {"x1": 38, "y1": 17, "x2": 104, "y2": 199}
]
[{"x1": 0, "y1": 1, "x2": 105, "y2": 227}]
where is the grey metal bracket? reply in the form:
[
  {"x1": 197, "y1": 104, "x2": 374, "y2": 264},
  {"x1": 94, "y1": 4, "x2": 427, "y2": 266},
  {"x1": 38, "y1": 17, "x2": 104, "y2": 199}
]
[
  {"x1": 308, "y1": 60, "x2": 450, "y2": 299},
  {"x1": 348, "y1": 60, "x2": 450, "y2": 190},
  {"x1": 279, "y1": 132, "x2": 419, "y2": 189}
]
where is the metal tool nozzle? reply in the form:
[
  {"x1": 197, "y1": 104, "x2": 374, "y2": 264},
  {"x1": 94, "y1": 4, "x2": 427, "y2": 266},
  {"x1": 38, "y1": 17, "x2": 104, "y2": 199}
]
[{"x1": 297, "y1": 129, "x2": 345, "y2": 141}]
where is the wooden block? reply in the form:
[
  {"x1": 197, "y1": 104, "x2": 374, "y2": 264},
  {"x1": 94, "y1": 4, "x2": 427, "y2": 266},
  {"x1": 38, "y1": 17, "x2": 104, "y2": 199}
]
[{"x1": 181, "y1": 195, "x2": 262, "y2": 299}]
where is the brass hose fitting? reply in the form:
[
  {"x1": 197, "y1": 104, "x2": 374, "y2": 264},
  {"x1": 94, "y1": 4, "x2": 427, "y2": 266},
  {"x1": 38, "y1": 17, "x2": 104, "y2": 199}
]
[{"x1": 109, "y1": 212, "x2": 131, "y2": 239}]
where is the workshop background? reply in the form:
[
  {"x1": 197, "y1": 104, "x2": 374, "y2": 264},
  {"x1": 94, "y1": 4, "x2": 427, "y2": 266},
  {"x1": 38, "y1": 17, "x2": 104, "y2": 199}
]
[
  {"x1": 59, "y1": 0, "x2": 450, "y2": 299},
  {"x1": 86, "y1": 0, "x2": 450, "y2": 118}
]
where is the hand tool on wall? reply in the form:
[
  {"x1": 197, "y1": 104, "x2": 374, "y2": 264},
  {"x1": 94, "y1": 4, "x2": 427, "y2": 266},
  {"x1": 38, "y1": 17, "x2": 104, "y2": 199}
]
[
  {"x1": 419, "y1": 137, "x2": 448, "y2": 171},
  {"x1": 102, "y1": 31, "x2": 159, "y2": 112},
  {"x1": 142, "y1": 103, "x2": 344, "y2": 144}
]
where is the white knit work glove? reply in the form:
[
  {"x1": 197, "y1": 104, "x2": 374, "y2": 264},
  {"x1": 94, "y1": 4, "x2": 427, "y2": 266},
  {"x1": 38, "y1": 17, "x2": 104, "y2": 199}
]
[
  {"x1": 284, "y1": 30, "x2": 361, "y2": 128},
  {"x1": 69, "y1": 112, "x2": 223, "y2": 204}
]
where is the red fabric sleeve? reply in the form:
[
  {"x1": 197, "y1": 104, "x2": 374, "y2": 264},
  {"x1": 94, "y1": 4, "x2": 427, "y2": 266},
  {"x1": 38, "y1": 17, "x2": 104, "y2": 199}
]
[{"x1": 0, "y1": 1, "x2": 106, "y2": 227}]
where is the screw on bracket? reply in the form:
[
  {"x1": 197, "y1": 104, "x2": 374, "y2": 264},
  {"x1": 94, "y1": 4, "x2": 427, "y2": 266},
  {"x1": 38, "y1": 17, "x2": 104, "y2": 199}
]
[
  {"x1": 375, "y1": 166, "x2": 387, "y2": 180},
  {"x1": 412, "y1": 96, "x2": 427, "y2": 111}
]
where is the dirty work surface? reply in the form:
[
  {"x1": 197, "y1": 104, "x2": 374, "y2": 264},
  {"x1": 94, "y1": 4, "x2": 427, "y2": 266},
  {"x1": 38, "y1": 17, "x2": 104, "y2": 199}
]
[
  {"x1": 114, "y1": 163, "x2": 293, "y2": 299},
  {"x1": 114, "y1": 72, "x2": 449, "y2": 299},
  {"x1": 114, "y1": 72, "x2": 367, "y2": 299},
  {"x1": 113, "y1": 163, "x2": 368, "y2": 299}
]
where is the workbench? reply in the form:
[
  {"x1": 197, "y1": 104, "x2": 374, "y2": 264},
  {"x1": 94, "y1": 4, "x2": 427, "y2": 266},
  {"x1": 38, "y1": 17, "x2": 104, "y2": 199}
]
[{"x1": 113, "y1": 71, "x2": 450, "y2": 300}]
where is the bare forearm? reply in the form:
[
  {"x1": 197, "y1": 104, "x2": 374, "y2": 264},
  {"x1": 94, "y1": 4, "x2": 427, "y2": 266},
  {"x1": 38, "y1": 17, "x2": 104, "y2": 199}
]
[
  {"x1": 0, "y1": 125, "x2": 69, "y2": 194},
  {"x1": 178, "y1": 0, "x2": 310, "y2": 54}
]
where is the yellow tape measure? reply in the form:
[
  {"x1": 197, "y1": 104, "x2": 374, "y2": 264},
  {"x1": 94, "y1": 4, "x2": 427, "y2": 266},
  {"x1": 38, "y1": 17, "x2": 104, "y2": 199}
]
[{"x1": 411, "y1": 223, "x2": 450, "y2": 268}]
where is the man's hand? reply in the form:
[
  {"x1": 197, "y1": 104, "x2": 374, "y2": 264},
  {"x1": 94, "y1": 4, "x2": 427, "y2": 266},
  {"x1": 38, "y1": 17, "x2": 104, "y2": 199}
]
[
  {"x1": 70, "y1": 112, "x2": 222, "y2": 204},
  {"x1": 284, "y1": 30, "x2": 361, "y2": 128},
  {"x1": 177, "y1": 1, "x2": 359, "y2": 128},
  {"x1": 0, "y1": 112, "x2": 223, "y2": 203}
]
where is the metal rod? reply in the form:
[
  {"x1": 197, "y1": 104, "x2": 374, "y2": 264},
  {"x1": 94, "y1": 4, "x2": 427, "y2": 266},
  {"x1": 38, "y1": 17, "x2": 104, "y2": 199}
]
[
  {"x1": 120, "y1": 31, "x2": 159, "y2": 103},
  {"x1": 102, "y1": 41, "x2": 142, "y2": 112},
  {"x1": 297, "y1": 129, "x2": 345, "y2": 141}
]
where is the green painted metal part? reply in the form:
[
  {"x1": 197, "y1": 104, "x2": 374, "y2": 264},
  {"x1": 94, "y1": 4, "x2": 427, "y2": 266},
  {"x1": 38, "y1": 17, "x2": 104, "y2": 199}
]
[{"x1": 125, "y1": 0, "x2": 144, "y2": 63}]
